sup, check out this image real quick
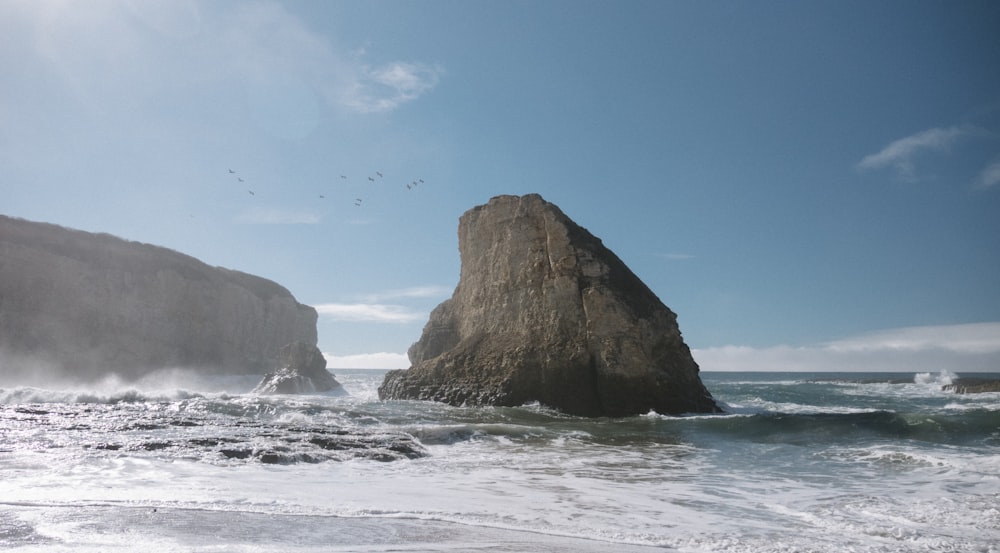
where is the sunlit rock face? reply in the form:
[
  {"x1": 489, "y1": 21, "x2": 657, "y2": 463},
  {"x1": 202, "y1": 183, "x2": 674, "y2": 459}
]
[
  {"x1": 0, "y1": 215, "x2": 317, "y2": 380},
  {"x1": 379, "y1": 194, "x2": 720, "y2": 417},
  {"x1": 253, "y1": 341, "x2": 344, "y2": 395}
]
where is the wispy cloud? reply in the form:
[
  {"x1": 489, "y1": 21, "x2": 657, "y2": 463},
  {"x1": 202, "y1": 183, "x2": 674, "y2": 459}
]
[
  {"x1": 357, "y1": 285, "x2": 453, "y2": 303},
  {"x1": 694, "y1": 322, "x2": 1000, "y2": 372},
  {"x1": 315, "y1": 285, "x2": 449, "y2": 324},
  {"x1": 343, "y1": 62, "x2": 444, "y2": 114},
  {"x1": 856, "y1": 125, "x2": 979, "y2": 180},
  {"x1": 974, "y1": 159, "x2": 1000, "y2": 190},
  {"x1": 822, "y1": 323, "x2": 1000, "y2": 355},
  {"x1": 314, "y1": 303, "x2": 424, "y2": 323},
  {"x1": 323, "y1": 351, "x2": 409, "y2": 369},
  {"x1": 7, "y1": 1, "x2": 442, "y2": 118},
  {"x1": 234, "y1": 207, "x2": 321, "y2": 225}
]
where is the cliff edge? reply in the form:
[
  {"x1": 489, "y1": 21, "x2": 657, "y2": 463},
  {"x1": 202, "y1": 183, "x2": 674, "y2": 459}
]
[
  {"x1": 0, "y1": 214, "x2": 317, "y2": 381},
  {"x1": 379, "y1": 194, "x2": 720, "y2": 416}
]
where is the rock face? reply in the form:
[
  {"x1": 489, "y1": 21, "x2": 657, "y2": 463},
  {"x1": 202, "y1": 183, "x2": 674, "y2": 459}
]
[
  {"x1": 379, "y1": 194, "x2": 720, "y2": 417},
  {"x1": 0, "y1": 214, "x2": 317, "y2": 381},
  {"x1": 253, "y1": 341, "x2": 344, "y2": 395}
]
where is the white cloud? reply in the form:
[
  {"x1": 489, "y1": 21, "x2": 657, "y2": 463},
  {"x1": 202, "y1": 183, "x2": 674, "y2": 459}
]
[
  {"x1": 5, "y1": 1, "x2": 442, "y2": 118},
  {"x1": 314, "y1": 285, "x2": 449, "y2": 324},
  {"x1": 974, "y1": 159, "x2": 1000, "y2": 190},
  {"x1": 857, "y1": 125, "x2": 978, "y2": 180},
  {"x1": 358, "y1": 285, "x2": 452, "y2": 303},
  {"x1": 694, "y1": 322, "x2": 1000, "y2": 372},
  {"x1": 342, "y1": 62, "x2": 443, "y2": 114},
  {"x1": 234, "y1": 207, "x2": 321, "y2": 225},
  {"x1": 323, "y1": 351, "x2": 408, "y2": 369},
  {"x1": 823, "y1": 323, "x2": 1000, "y2": 355},
  {"x1": 313, "y1": 303, "x2": 424, "y2": 323}
]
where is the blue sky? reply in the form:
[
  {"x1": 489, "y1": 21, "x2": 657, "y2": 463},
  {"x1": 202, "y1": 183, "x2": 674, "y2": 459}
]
[{"x1": 3, "y1": 0, "x2": 999, "y2": 371}]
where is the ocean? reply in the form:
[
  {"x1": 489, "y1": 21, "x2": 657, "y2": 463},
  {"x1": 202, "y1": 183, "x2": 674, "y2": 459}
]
[{"x1": 1, "y1": 369, "x2": 998, "y2": 552}]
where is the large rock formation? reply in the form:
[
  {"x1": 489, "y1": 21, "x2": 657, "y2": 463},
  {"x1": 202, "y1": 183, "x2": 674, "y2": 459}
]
[
  {"x1": 0, "y1": 214, "x2": 317, "y2": 381},
  {"x1": 253, "y1": 341, "x2": 345, "y2": 395},
  {"x1": 379, "y1": 194, "x2": 720, "y2": 417}
]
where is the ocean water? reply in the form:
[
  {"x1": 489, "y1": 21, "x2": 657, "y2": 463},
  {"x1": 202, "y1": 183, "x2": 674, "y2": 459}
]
[{"x1": 1, "y1": 369, "x2": 998, "y2": 552}]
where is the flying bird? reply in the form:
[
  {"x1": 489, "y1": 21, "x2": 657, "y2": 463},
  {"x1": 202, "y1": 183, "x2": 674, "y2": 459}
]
[
  {"x1": 238, "y1": 177, "x2": 244, "y2": 182},
  {"x1": 248, "y1": 190, "x2": 255, "y2": 196},
  {"x1": 340, "y1": 175, "x2": 347, "y2": 179},
  {"x1": 368, "y1": 176, "x2": 375, "y2": 182},
  {"x1": 228, "y1": 169, "x2": 235, "y2": 174},
  {"x1": 376, "y1": 171, "x2": 383, "y2": 178}
]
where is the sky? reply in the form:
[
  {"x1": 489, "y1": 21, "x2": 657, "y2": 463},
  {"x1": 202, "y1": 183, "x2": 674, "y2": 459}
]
[{"x1": 2, "y1": 0, "x2": 999, "y2": 372}]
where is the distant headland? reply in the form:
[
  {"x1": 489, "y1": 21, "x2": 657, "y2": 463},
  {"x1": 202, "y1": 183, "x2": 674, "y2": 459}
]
[{"x1": 0, "y1": 214, "x2": 317, "y2": 382}]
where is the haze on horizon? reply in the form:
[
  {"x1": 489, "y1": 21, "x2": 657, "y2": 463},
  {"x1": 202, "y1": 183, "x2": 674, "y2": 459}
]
[{"x1": 2, "y1": 1, "x2": 999, "y2": 373}]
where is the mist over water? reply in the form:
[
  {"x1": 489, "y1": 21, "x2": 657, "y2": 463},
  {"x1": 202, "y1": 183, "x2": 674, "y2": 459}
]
[{"x1": 1, "y1": 368, "x2": 998, "y2": 552}]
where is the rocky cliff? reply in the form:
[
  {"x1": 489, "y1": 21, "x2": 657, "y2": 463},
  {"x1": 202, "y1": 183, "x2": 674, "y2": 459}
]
[
  {"x1": 379, "y1": 194, "x2": 720, "y2": 416},
  {"x1": 0, "y1": 214, "x2": 317, "y2": 381}
]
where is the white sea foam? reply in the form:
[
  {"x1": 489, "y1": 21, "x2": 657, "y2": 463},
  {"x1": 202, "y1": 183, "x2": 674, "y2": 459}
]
[
  {"x1": 2, "y1": 370, "x2": 999, "y2": 552},
  {"x1": 914, "y1": 369, "x2": 958, "y2": 388}
]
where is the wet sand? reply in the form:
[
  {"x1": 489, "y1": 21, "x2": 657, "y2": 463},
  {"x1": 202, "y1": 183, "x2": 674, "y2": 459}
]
[{"x1": 3, "y1": 505, "x2": 670, "y2": 552}]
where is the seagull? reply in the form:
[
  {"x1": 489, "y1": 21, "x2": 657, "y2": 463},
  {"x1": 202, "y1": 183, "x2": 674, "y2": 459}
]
[{"x1": 376, "y1": 171, "x2": 383, "y2": 178}]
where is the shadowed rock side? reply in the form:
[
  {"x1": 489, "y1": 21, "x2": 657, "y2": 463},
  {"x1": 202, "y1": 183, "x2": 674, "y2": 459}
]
[
  {"x1": 379, "y1": 194, "x2": 720, "y2": 417},
  {"x1": 0, "y1": 214, "x2": 317, "y2": 380},
  {"x1": 253, "y1": 341, "x2": 345, "y2": 395}
]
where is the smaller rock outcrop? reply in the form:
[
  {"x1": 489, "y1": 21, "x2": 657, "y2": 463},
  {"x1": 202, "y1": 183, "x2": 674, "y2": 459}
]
[
  {"x1": 943, "y1": 378, "x2": 1000, "y2": 394},
  {"x1": 253, "y1": 342, "x2": 345, "y2": 395}
]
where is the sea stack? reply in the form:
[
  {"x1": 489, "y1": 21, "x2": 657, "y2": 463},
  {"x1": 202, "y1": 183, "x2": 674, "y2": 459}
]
[{"x1": 379, "y1": 194, "x2": 720, "y2": 417}]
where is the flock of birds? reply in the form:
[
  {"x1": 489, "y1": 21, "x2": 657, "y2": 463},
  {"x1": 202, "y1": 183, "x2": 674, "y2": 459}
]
[{"x1": 226, "y1": 168, "x2": 424, "y2": 208}]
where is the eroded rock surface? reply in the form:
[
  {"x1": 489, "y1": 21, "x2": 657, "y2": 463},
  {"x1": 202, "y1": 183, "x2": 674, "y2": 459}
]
[
  {"x1": 379, "y1": 194, "x2": 720, "y2": 417},
  {"x1": 253, "y1": 342, "x2": 345, "y2": 395}
]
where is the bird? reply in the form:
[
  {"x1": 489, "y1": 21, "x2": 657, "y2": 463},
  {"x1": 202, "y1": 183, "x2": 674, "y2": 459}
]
[
  {"x1": 406, "y1": 183, "x2": 412, "y2": 190},
  {"x1": 228, "y1": 169, "x2": 235, "y2": 174},
  {"x1": 376, "y1": 171, "x2": 383, "y2": 178},
  {"x1": 238, "y1": 177, "x2": 244, "y2": 182},
  {"x1": 248, "y1": 190, "x2": 255, "y2": 196},
  {"x1": 419, "y1": 179, "x2": 424, "y2": 183},
  {"x1": 368, "y1": 176, "x2": 375, "y2": 182},
  {"x1": 354, "y1": 198, "x2": 362, "y2": 207},
  {"x1": 340, "y1": 175, "x2": 347, "y2": 179},
  {"x1": 319, "y1": 194, "x2": 325, "y2": 199}
]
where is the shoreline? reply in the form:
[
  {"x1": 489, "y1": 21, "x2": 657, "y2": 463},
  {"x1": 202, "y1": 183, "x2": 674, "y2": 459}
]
[{"x1": 2, "y1": 504, "x2": 670, "y2": 552}]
